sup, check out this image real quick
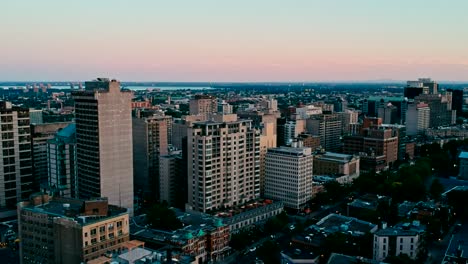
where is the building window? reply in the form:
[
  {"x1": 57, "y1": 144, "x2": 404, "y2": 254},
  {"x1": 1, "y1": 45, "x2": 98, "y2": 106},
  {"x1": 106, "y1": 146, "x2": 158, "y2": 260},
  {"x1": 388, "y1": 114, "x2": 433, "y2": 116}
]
[
  {"x1": 90, "y1": 229, "x2": 97, "y2": 235},
  {"x1": 383, "y1": 245, "x2": 386, "y2": 250},
  {"x1": 400, "y1": 245, "x2": 403, "y2": 250}
]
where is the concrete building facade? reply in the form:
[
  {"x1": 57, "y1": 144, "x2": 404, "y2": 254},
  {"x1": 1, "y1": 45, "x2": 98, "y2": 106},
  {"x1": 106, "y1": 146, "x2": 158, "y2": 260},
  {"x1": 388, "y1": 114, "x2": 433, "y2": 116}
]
[
  {"x1": 313, "y1": 152, "x2": 360, "y2": 183},
  {"x1": 47, "y1": 123, "x2": 77, "y2": 198},
  {"x1": 0, "y1": 102, "x2": 33, "y2": 219},
  {"x1": 18, "y1": 194, "x2": 130, "y2": 264},
  {"x1": 72, "y1": 78, "x2": 134, "y2": 215},
  {"x1": 187, "y1": 114, "x2": 260, "y2": 212},
  {"x1": 31, "y1": 122, "x2": 71, "y2": 191},
  {"x1": 132, "y1": 115, "x2": 169, "y2": 201},
  {"x1": 373, "y1": 227, "x2": 419, "y2": 261},
  {"x1": 264, "y1": 146, "x2": 313, "y2": 210}
]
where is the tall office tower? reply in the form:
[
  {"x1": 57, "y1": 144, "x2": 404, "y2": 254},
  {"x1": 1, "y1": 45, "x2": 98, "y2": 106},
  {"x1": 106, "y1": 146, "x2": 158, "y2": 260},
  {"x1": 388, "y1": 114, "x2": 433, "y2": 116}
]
[
  {"x1": 406, "y1": 103, "x2": 430, "y2": 136},
  {"x1": 404, "y1": 78, "x2": 438, "y2": 99},
  {"x1": 29, "y1": 109, "x2": 43, "y2": 124},
  {"x1": 47, "y1": 123, "x2": 77, "y2": 198},
  {"x1": 133, "y1": 109, "x2": 173, "y2": 145},
  {"x1": 264, "y1": 145, "x2": 313, "y2": 210},
  {"x1": 283, "y1": 119, "x2": 306, "y2": 146},
  {"x1": 159, "y1": 150, "x2": 184, "y2": 207},
  {"x1": 189, "y1": 95, "x2": 217, "y2": 116},
  {"x1": 237, "y1": 111, "x2": 277, "y2": 196},
  {"x1": 415, "y1": 94, "x2": 456, "y2": 127},
  {"x1": 463, "y1": 88, "x2": 468, "y2": 113},
  {"x1": 172, "y1": 115, "x2": 208, "y2": 150},
  {"x1": 336, "y1": 110, "x2": 359, "y2": 134},
  {"x1": 72, "y1": 78, "x2": 134, "y2": 215},
  {"x1": 447, "y1": 89, "x2": 463, "y2": 116},
  {"x1": 31, "y1": 122, "x2": 71, "y2": 191},
  {"x1": 132, "y1": 115, "x2": 169, "y2": 201},
  {"x1": 0, "y1": 102, "x2": 33, "y2": 219},
  {"x1": 306, "y1": 114, "x2": 342, "y2": 152},
  {"x1": 420, "y1": 78, "x2": 438, "y2": 94},
  {"x1": 18, "y1": 194, "x2": 130, "y2": 264},
  {"x1": 377, "y1": 103, "x2": 398, "y2": 124},
  {"x1": 187, "y1": 114, "x2": 260, "y2": 212},
  {"x1": 362, "y1": 96, "x2": 408, "y2": 124}
]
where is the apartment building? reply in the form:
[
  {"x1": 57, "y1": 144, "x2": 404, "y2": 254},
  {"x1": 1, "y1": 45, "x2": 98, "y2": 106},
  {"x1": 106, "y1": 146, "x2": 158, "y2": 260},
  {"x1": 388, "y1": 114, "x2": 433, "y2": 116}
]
[
  {"x1": 187, "y1": 114, "x2": 260, "y2": 212},
  {"x1": 189, "y1": 95, "x2": 217, "y2": 116},
  {"x1": 373, "y1": 227, "x2": 419, "y2": 261}
]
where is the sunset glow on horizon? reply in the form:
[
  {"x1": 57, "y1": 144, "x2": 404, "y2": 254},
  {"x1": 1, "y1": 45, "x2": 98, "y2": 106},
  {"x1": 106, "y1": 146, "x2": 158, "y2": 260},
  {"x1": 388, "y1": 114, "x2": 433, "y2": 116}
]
[{"x1": 2, "y1": 0, "x2": 468, "y2": 82}]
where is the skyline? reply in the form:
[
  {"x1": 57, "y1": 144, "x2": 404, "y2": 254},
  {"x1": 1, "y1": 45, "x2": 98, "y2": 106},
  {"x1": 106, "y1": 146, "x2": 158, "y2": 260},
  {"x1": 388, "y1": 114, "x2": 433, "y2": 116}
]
[{"x1": 2, "y1": 0, "x2": 468, "y2": 82}]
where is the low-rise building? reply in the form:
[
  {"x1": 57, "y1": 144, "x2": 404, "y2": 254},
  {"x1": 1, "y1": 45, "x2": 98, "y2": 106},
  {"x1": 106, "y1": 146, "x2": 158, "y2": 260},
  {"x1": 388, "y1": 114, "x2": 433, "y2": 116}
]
[
  {"x1": 327, "y1": 253, "x2": 383, "y2": 264},
  {"x1": 18, "y1": 194, "x2": 130, "y2": 264},
  {"x1": 131, "y1": 211, "x2": 230, "y2": 263},
  {"x1": 311, "y1": 214, "x2": 378, "y2": 236},
  {"x1": 373, "y1": 227, "x2": 419, "y2": 261},
  {"x1": 280, "y1": 248, "x2": 320, "y2": 264},
  {"x1": 313, "y1": 152, "x2": 360, "y2": 184},
  {"x1": 213, "y1": 199, "x2": 284, "y2": 233}
]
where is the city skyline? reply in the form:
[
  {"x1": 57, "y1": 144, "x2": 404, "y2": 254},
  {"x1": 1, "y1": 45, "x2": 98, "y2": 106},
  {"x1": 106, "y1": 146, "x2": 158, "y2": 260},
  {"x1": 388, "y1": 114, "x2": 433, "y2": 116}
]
[{"x1": 2, "y1": 0, "x2": 468, "y2": 82}]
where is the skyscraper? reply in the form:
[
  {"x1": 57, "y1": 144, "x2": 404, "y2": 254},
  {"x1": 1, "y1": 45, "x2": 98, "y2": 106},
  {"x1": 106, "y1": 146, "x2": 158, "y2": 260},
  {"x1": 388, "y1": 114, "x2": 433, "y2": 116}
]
[
  {"x1": 72, "y1": 78, "x2": 134, "y2": 215},
  {"x1": 31, "y1": 122, "x2": 71, "y2": 191},
  {"x1": 187, "y1": 114, "x2": 260, "y2": 212},
  {"x1": 306, "y1": 114, "x2": 342, "y2": 152},
  {"x1": 0, "y1": 102, "x2": 33, "y2": 219},
  {"x1": 47, "y1": 123, "x2": 77, "y2": 198},
  {"x1": 132, "y1": 115, "x2": 169, "y2": 201}
]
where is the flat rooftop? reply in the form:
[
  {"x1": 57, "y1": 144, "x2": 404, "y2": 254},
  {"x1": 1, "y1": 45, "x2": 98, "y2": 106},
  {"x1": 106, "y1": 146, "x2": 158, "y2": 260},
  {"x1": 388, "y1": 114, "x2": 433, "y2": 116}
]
[
  {"x1": 313, "y1": 214, "x2": 377, "y2": 235},
  {"x1": 327, "y1": 253, "x2": 384, "y2": 264}
]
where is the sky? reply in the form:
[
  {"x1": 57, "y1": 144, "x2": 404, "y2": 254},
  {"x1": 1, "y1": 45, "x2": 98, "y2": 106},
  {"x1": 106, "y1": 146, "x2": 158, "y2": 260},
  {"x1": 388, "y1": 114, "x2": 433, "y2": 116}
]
[{"x1": 2, "y1": 0, "x2": 468, "y2": 82}]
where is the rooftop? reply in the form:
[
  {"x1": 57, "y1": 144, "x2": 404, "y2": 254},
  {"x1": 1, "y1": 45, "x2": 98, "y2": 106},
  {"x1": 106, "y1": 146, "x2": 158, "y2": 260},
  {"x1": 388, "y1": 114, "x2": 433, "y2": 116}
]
[
  {"x1": 459, "y1": 152, "x2": 468, "y2": 159},
  {"x1": 214, "y1": 199, "x2": 283, "y2": 223},
  {"x1": 312, "y1": 214, "x2": 377, "y2": 235},
  {"x1": 268, "y1": 146, "x2": 312, "y2": 157},
  {"x1": 375, "y1": 227, "x2": 418, "y2": 237},
  {"x1": 20, "y1": 194, "x2": 127, "y2": 226},
  {"x1": 315, "y1": 152, "x2": 356, "y2": 163},
  {"x1": 281, "y1": 248, "x2": 319, "y2": 261},
  {"x1": 327, "y1": 253, "x2": 385, "y2": 264},
  {"x1": 445, "y1": 223, "x2": 468, "y2": 260}
]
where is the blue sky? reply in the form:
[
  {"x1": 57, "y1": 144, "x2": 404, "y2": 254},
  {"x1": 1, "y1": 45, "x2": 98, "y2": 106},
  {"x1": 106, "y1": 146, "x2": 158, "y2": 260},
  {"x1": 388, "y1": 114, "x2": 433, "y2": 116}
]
[{"x1": 1, "y1": 0, "x2": 468, "y2": 81}]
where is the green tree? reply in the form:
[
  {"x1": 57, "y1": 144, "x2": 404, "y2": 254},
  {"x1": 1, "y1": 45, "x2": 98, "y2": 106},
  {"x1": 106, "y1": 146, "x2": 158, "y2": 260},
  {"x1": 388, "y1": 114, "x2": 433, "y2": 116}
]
[
  {"x1": 429, "y1": 178, "x2": 444, "y2": 200},
  {"x1": 256, "y1": 240, "x2": 281, "y2": 264},
  {"x1": 146, "y1": 203, "x2": 182, "y2": 231}
]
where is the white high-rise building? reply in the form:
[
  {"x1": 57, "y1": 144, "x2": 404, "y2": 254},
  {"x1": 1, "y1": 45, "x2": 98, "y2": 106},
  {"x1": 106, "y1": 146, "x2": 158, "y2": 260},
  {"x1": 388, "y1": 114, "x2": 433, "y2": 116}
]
[
  {"x1": 72, "y1": 78, "x2": 134, "y2": 215},
  {"x1": 264, "y1": 145, "x2": 313, "y2": 210},
  {"x1": 187, "y1": 114, "x2": 260, "y2": 212},
  {"x1": 406, "y1": 103, "x2": 430, "y2": 136}
]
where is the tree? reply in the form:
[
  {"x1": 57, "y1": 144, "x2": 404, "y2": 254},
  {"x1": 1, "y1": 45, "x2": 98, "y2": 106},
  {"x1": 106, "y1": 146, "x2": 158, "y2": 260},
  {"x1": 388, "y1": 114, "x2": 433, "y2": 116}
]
[
  {"x1": 256, "y1": 240, "x2": 281, "y2": 264},
  {"x1": 429, "y1": 178, "x2": 444, "y2": 200},
  {"x1": 384, "y1": 254, "x2": 417, "y2": 264},
  {"x1": 146, "y1": 203, "x2": 182, "y2": 231}
]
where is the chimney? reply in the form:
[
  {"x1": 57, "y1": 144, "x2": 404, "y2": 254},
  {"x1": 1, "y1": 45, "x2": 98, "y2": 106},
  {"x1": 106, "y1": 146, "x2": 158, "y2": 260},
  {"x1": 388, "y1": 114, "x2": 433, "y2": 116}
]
[{"x1": 382, "y1": 222, "x2": 387, "y2": 229}]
